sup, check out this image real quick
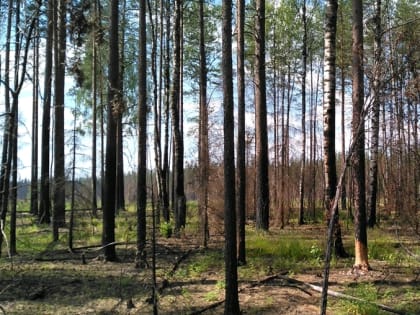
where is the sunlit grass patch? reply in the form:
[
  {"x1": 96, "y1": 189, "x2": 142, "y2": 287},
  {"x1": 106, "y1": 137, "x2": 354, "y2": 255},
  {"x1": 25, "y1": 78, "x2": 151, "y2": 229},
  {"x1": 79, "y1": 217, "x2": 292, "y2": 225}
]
[
  {"x1": 335, "y1": 282, "x2": 381, "y2": 315},
  {"x1": 174, "y1": 249, "x2": 223, "y2": 278},
  {"x1": 242, "y1": 227, "x2": 325, "y2": 275}
]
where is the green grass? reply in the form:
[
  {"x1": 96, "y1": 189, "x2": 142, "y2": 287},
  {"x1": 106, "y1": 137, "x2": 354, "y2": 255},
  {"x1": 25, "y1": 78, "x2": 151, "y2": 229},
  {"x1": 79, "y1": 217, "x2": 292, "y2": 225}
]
[
  {"x1": 1, "y1": 202, "x2": 419, "y2": 314},
  {"x1": 239, "y1": 227, "x2": 326, "y2": 277},
  {"x1": 174, "y1": 249, "x2": 223, "y2": 278},
  {"x1": 334, "y1": 283, "x2": 381, "y2": 315}
]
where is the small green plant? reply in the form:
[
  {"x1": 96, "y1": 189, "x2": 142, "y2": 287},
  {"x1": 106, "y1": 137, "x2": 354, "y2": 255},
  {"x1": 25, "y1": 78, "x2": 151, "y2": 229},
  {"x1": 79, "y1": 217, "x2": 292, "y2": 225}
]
[
  {"x1": 309, "y1": 243, "x2": 322, "y2": 262},
  {"x1": 204, "y1": 290, "x2": 219, "y2": 302},
  {"x1": 160, "y1": 221, "x2": 173, "y2": 238},
  {"x1": 204, "y1": 281, "x2": 225, "y2": 302},
  {"x1": 215, "y1": 280, "x2": 225, "y2": 290},
  {"x1": 181, "y1": 287, "x2": 191, "y2": 298}
]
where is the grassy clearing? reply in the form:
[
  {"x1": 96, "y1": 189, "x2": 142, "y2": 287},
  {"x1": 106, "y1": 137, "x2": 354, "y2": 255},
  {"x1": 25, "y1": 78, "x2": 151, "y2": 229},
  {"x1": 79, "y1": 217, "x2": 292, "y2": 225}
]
[{"x1": 0, "y1": 206, "x2": 419, "y2": 314}]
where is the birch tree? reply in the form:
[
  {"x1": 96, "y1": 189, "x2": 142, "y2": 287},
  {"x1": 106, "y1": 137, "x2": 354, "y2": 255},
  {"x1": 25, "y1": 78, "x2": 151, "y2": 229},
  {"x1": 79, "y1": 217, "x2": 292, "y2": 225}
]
[{"x1": 322, "y1": 0, "x2": 348, "y2": 258}]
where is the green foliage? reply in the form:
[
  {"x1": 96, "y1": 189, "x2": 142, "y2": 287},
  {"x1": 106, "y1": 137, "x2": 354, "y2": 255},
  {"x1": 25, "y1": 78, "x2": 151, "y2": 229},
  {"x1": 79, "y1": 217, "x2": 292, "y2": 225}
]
[
  {"x1": 204, "y1": 280, "x2": 225, "y2": 302},
  {"x1": 204, "y1": 290, "x2": 219, "y2": 302},
  {"x1": 159, "y1": 221, "x2": 173, "y2": 238},
  {"x1": 178, "y1": 250, "x2": 223, "y2": 278}
]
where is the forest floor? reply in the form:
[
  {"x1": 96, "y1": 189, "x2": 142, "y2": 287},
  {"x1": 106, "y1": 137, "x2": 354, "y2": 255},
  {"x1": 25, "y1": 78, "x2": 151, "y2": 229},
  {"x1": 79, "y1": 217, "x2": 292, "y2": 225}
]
[{"x1": 0, "y1": 219, "x2": 419, "y2": 314}]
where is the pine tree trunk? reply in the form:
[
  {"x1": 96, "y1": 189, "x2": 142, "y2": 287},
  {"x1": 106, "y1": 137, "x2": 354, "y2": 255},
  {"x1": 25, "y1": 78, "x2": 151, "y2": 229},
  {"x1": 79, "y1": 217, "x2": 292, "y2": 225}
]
[
  {"x1": 222, "y1": 0, "x2": 240, "y2": 311},
  {"x1": 298, "y1": 0, "x2": 307, "y2": 226},
  {"x1": 236, "y1": 0, "x2": 246, "y2": 264},
  {"x1": 352, "y1": 0, "x2": 369, "y2": 270},
  {"x1": 171, "y1": 0, "x2": 186, "y2": 232},
  {"x1": 39, "y1": 0, "x2": 54, "y2": 225},
  {"x1": 91, "y1": 0, "x2": 99, "y2": 217},
  {"x1": 367, "y1": 0, "x2": 382, "y2": 228},
  {"x1": 161, "y1": 0, "x2": 171, "y2": 223},
  {"x1": 102, "y1": 0, "x2": 120, "y2": 262},
  {"x1": 53, "y1": 0, "x2": 67, "y2": 241},
  {"x1": 136, "y1": 0, "x2": 148, "y2": 268},
  {"x1": 30, "y1": 15, "x2": 39, "y2": 216},
  {"x1": 199, "y1": 0, "x2": 209, "y2": 248},
  {"x1": 0, "y1": 0, "x2": 13, "y2": 256},
  {"x1": 254, "y1": 0, "x2": 270, "y2": 231}
]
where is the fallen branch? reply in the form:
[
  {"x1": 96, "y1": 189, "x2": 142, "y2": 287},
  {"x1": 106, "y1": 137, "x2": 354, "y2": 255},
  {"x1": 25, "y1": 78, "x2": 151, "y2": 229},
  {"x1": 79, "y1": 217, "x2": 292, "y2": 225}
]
[
  {"x1": 190, "y1": 273, "x2": 407, "y2": 315},
  {"x1": 168, "y1": 248, "x2": 194, "y2": 277},
  {"x1": 158, "y1": 247, "x2": 198, "y2": 294},
  {"x1": 276, "y1": 275, "x2": 407, "y2": 315},
  {"x1": 188, "y1": 272, "x2": 308, "y2": 315},
  {"x1": 71, "y1": 241, "x2": 136, "y2": 252},
  {"x1": 189, "y1": 300, "x2": 224, "y2": 315}
]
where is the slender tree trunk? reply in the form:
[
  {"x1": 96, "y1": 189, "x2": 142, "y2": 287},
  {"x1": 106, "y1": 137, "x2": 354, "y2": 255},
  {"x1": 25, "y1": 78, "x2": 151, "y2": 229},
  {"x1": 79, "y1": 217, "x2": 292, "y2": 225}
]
[
  {"x1": 171, "y1": 0, "x2": 186, "y2": 232},
  {"x1": 91, "y1": 0, "x2": 99, "y2": 216},
  {"x1": 162, "y1": 0, "x2": 171, "y2": 222},
  {"x1": 338, "y1": 2, "x2": 348, "y2": 215},
  {"x1": 155, "y1": 0, "x2": 164, "y2": 224},
  {"x1": 367, "y1": 0, "x2": 382, "y2": 228},
  {"x1": 280, "y1": 72, "x2": 286, "y2": 229},
  {"x1": 68, "y1": 104, "x2": 78, "y2": 250},
  {"x1": 116, "y1": 0, "x2": 127, "y2": 213},
  {"x1": 0, "y1": 0, "x2": 13, "y2": 256},
  {"x1": 198, "y1": 0, "x2": 209, "y2": 248},
  {"x1": 147, "y1": 0, "x2": 161, "y2": 226},
  {"x1": 254, "y1": 0, "x2": 270, "y2": 231},
  {"x1": 136, "y1": 0, "x2": 148, "y2": 268},
  {"x1": 352, "y1": 0, "x2": 369, "y2": 270},
  {"x1": 10, "y1": 0, "x2": 22, "y2": 255},
  {"x1": 222, "y1": 0, "x2": 240, "y2": 312},
  {"x1": 285, "y1": 65, "x2": 294, "y2": 225},
  {"x1": 102, "y1": 0, "x2": 120, "y2": 262},
  {"x1": 236, "y1": 0, "x2": 246, "y2": 264},
  {"x1": 39, "y1": 0, "x2": 54, "y2": 225},
  {"x1": 30, "y1": 15, "x2": 40, "y2": 216},
  {"x1": 53, "y1": 0, "x2": 67, "y2": 241},
  {"x1": 298, "y1": 0, "x2": 307, "y2": 225}
]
